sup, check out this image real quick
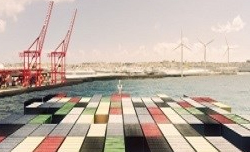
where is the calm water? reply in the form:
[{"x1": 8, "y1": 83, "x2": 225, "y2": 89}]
[{"x1": 0, "y1": 75, "x2": 250, "y2": 119}]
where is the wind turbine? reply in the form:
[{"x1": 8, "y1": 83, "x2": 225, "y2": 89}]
[
  {"x1": 173, "y1": 31, "x2": 190, "y2": 77},
  {"x1": 224, "y1": 35, "x2": 234, "y2": 70},
  {"x1": 198, "y1": 38, "x2": 214, "y2": 71}
]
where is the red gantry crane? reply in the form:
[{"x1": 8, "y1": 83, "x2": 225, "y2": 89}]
[
  {"x1": 49, "y1": 9, "x2": 77, "y2": 85},
  {"x1": 19, "y1": 1, "x2": 54, "y2": 87}
]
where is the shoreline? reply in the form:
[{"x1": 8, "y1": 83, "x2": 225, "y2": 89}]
[{"x1": 0, "y1": 72, "x2": 249, "y2": 98}]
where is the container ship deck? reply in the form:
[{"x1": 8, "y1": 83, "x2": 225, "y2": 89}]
[{"x1": 0, "y1": 93, "x2": 250, "y2": 152}]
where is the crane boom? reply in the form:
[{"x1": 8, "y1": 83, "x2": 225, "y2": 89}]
[{"x1": 28, "y1": 1, "x2": 54, "y2": 52}]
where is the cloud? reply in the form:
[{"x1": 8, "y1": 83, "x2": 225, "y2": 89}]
[
  {"x1": 0, "y1": 19, "x2": 6, "y2": 33},
  {"x1": 211, "y1": 15, "x2": 246, "y2": 33}
]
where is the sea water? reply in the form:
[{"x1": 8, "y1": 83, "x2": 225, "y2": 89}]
[{"x1": 0, "y1": 74, "x2": 250, "y2": 119}]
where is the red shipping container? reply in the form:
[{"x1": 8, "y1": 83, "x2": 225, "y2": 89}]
[
  {"x1": 152, "y1": 114, "x2": 170, "y2": 124},
  {"x1": 69, "y1": 97, "x2": 81, "y2": 103},
  {"x1": 110, "y1": 108, "x2": 122, "y2": 115},
  {"x1": 209, "y1": 114, "x2": 234, "y2": 124},
  {"x1": 56, "y1": 93, "x2": 67, "y2": 97},
  {"x1": 178, "y1": 102, "x2": 193, "y2": 108},
  {"x1": 148, "y1": 107, "x2": 163, "y2": 115},
  {"x1": 191, "y1": 97, "x2": 205, "y2": 103},
  {"x1": 0, "y1": 136, "x2": 5, "y2": 143},
  {"x1": 141, "y1": 123, "x2": 162, "y2": 137},
  {"x1": 111, "y1": 93, "x2": 130, "y2": 102},
  {"x1": 34, "y1": 136, "x2": 65, "y2": 152}
]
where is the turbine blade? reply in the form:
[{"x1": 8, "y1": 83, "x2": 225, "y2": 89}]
[
  {"x1": 206, "y1": 39, "x2": 214, "y2": 45},
  {"x1": 197, "y1": 38, "x2": 205, "y2": 45},
  {"x1": 172, "y1": 44, "x2": 181, "y2": 51},
  {"x1": 184, "y1": 44, "x2": 191, "y2": 50}
]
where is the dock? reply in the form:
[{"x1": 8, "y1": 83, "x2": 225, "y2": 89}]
[{"x1": 0, "y1": 93, "x2": 250, "y2": 152}]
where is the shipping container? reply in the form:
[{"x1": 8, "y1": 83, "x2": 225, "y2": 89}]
[
  {"x1": 76, "y1": 115, "x2": 94, "y2": 124},
  {"x1": 0, "y1": 137, "x2": 25, "y2": 152},
  {"x1": 58, "y1": 136, "x2": 85, "y2": 152},
  {"x1": 185, "y1": 136, "x2": 218, "y2": 152},
  {"x1": 49, "y1": 124, "x2": 74, "y2": 137},
  {"x1": 108, "y1": 115, "x2": 123, "y2": 124},
  {"x1": 209, "y1": 114, "x2": 234, "y2": 124},
  {"x1": 30, "y1": 124, "x2": 57, "y2": 136},
  {"x1": 107, "y1": 123, "x2": 124, "y2": 136},
  {"x1": 151, "y1": 114, "x2": 170, "y2": 124},
  {"x1": 58, "y1": 97, "x2": 72, "y2": 103},
  {"x1": 55, "y1": 102, "x2": 76, "y2": 115},
  {"x1": 212, "y1": 102, "x2": 231, "y2": 112},
  {"x1": 68, "y1": 124, "x2": 89, "y2": 137},
  {"x1": 29, "y1": 115, "x2": 52, "y2": 124},
  {"x1": 194, "y1": 114, "x2": 221, "y2": 136},
  {"x1": 174, "y1": 124, "x2": 200, "y2": 136},
  {"x1": 124, "y1": 124, "x2": 146, "y2": 152},
  {"x1": 205, "y1": 136, "x2": 241, "y2": 152},
  {"x1": 69, "y1": 97, "x2": 81, "y2": 103},
  {"x1": 87, "y1": 124, "x2": 107, "y2": 137},
  {"x1": 224, "y1": 114, "x2": 250, "y2": 124},
  {"x1": 222, "y1": 124, "x2": 250, "y2": 152},
  {"x1": 80, "y1": 137, "x2": 105, "y2": 152},
  {"x1": 135, "y1": 108, "x2": 150, "y2": 115},
  {"x1": 11, "y1": 136, "x2": 45, "y2": 152},
  {"x1": 34, "y1": 136, "x2": 65, "y2": 152}
]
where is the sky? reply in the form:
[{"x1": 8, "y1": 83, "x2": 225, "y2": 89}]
[{"x1": 0, "y1": 0, "x2": 250, "y2": 63}]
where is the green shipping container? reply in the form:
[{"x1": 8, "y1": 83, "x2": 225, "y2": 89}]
[
  {"x1": 224, "y1": 114, "x2": 250, "y2": 124},
  {"x1": 82, "y1": 108, "x2": 96, "y2": 115},
  {"x1": 173, "y1": 107, "x2": 190, "y2": 115},
  {"x1": 29, "y1": 114, "x2": 52, "y2": 124},
  {"x1": 105, "y1": 137, "x2": 125, "y2": 150},
  {"x1": 102, "y1": 97, "x2": 111, "y2": 103},
  {"x1": 55, "y1": 102, "x2": 75, "y2": 115},
  {"x1": 186, "y1": 107, "x2": 204, "y2": 115}
]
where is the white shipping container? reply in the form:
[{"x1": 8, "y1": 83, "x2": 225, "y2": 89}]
[
  {"x1": 180, "y1": 114, "x2": 203, "y2": 124},
  {"x1": 79, "y1": 97, "x2": 91, "y2": 103},
  {"x1": 131, "y1": 97, "x2": 142, "y2": 103},
  {"x1": 61, "y1": 114, "x2": 80, "y2": 124},
  {"x1": 76, "y1": 115, "x2": 94, "y2": 124},
  {"x1": 141, "y1": 97, "x2": 154, "y2": 103},
  {"x1": 158, "y1": 124, "x2": 182, "y2": 136},
  {"x1": 168, "y1": 102, "x2": 182, "y2": 108},
  {"x1": 122, "y1": 107, "x2": 136, "y2": 114},
  {"x1": 151, "y1": 97, "x2": 164, "y2": 103},
  {"x1": 185, "y1": 137, "x2": 218, "y2": 152},
  {"x1": 11, "y1": 136, "x2": 45, "y2": 152},
  {"x1": 87, "y1": 124, "x2": 107, "y2": 137},
  {"x1": 26, "y1": 102, "x2": 42, "y2": 108},
  {"x1": 47, "y1": 97, "x2": 61, "y2": 102},
  {"x1": 224, "y1": 124, "x2": 250, "y2": 136},
  {"x1": 68, "y1": 108, "x2": 84, "y2": 115},
  {"x1": 122, "y1": 97, "x2": 132, "y2": 102},
  {"x1": 205, "y1": 136, "x2": 241, "y2": 152},
  {"x1": 108, "y1": 115, "x2": 123, "y2": 124},
  {"x1": 182, "y1": 98, "x2": 205, "y2": 108},
  {"x1": 165, "y1": 136, "x2": 195, "y2": 152},
  {"x1": 157, "y1": 94, "x2": 170, "y2": 98},
  {"x1": 166, "y1": 114, "x2": 187, "y2": 124},
  {"x1": 161, "y1": 108, "x2": 178, "y2": 115},
  {"x1": 212, "y1": 102, "x2": 231, "y2": 112},
  {"x1": 87, "y1": 102, "x2": 99, "y2": 108},
  {"x1": 58, "y1": 137, "x2": 85, "y2": 152},
  {"x1": 58, "y1": 97, "x2": 72, "y2": 103},
  {"x1": 210, "y1": 107, "x2": 230, "y2": 115}
]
